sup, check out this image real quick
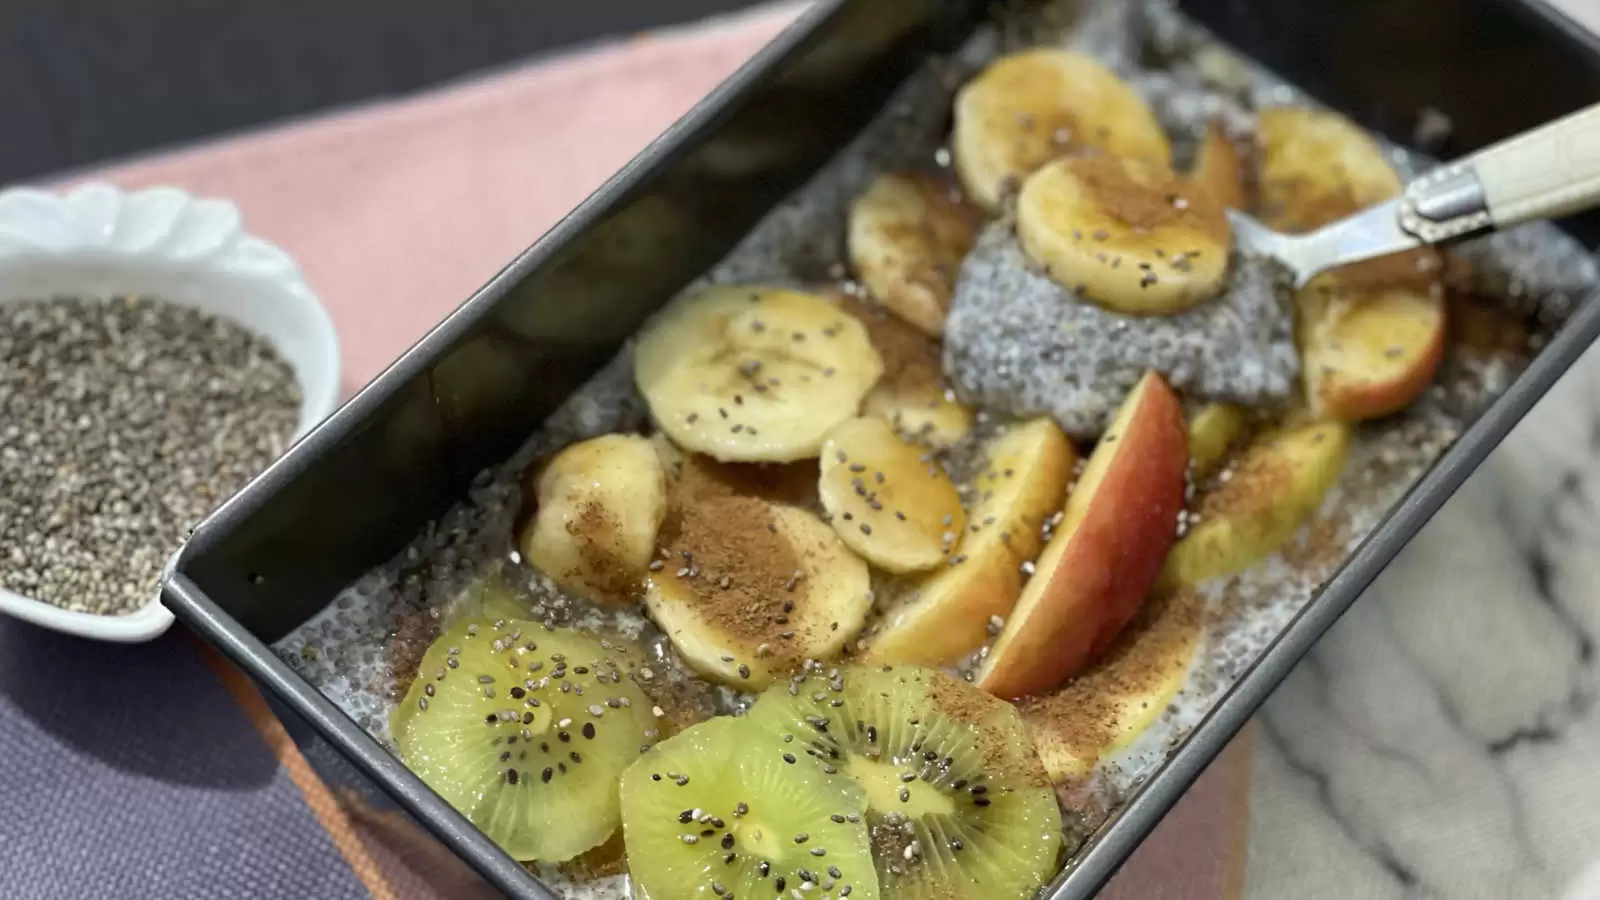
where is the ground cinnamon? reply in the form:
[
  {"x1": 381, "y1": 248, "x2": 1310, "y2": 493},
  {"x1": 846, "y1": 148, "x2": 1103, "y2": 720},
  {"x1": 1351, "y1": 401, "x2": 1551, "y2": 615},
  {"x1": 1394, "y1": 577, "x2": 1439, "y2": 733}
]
[
  {"x1": 1196, "y1": 435, "x2": 1293, "y2": 520},
  {"x1": 1019, "y1": 588, "x2": 1203, "y2": 763},
  {"x1": 1281, "y1": 506, "x2": 1351, "y2": 573},
  {"x1": 926, "y1": 671, "x2": 1050, "y2": 790},
  {"x1": 1071, "y1": 153, "x2": 1226, "y2": 243},
  {"x1": 1449, "y1": 295, "x2": 1533, "y2": 357},
  {"x1": 835, "y1": 294, "x2": 943, "y2": 392},
  {"x1": 568, "y1": 500, "x2": 643, "y2": 601},
  {"x1": 670, "y1": 453, "x2": 818, "y2": 510},
  {"x1": 654, "y1": 496, "x2": 802, "y2": 646}
]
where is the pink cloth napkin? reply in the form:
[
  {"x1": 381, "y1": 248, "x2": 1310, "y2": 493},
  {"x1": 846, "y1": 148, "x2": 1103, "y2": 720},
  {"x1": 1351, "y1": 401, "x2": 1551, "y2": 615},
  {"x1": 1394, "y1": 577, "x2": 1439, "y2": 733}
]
[{"x1": 76, "y1": 3, "x2": 1253, "y2": 896}]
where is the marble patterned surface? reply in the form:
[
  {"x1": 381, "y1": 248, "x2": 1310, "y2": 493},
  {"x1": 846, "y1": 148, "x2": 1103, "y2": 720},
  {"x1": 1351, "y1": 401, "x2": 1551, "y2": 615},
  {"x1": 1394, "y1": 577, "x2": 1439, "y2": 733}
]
[{"x1": 1243, "y1": 334, "x2": 1600, "y2": 899}]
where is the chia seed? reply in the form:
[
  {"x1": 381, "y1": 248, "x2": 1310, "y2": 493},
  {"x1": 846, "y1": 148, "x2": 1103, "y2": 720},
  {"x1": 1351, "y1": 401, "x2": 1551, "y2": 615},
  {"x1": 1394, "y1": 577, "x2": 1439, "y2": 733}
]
[{"x1": 0, "y1": 296, "x2": 300, "y2": 615}]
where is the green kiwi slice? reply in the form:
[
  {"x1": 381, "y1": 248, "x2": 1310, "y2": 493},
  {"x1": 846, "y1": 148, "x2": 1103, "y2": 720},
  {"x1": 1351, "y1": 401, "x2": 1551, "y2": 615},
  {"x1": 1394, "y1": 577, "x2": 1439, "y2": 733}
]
[
  {"x1": 620, "y1": 715, "x2": 882, "y2": 900},
  {"x1": 391, "y1": 618, "x2": 654, "y2": 862},
  {"x1": 747, "y1": 665, "x2": 1063, "y2": 900}
]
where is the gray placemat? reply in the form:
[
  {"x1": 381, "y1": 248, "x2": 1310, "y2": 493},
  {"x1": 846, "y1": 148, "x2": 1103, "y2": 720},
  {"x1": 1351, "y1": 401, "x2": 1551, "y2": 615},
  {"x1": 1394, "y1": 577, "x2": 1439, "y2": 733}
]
[{"x1": 0, "y1": 621, "x2": 375, "y2": 899}]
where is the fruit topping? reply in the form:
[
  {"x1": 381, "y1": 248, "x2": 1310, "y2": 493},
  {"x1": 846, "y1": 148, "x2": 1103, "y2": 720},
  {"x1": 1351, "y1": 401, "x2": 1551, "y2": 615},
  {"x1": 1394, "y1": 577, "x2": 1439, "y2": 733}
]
[
  {"x1": 391, "y1": 619, "x2": 654, "y2": 862},
  {"x1": 635, "y1": 286, "x2": 884, "y2": 463}
]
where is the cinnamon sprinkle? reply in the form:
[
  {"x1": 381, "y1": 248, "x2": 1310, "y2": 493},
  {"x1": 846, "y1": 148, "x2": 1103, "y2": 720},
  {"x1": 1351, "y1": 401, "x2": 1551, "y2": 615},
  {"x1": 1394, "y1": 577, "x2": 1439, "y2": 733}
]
[
  {"x1": 1019, "y1": 589, "x2": 1202, "y2": 768},
  {"x1": 671, "y1": 452, "x2": 818, "y2": 510},
  {"x1": 1448, "y1": 294, "x2": 1534, "y2": 357},
  {"x1": 1195, "y1": 435, "x2": 1293, "y2": 520},
  {"x1": 1280, "y1": 505, "x2": 1351, "y2": 573},
  {"x1": 1068, "y1": 154, "x2": 1226, "y2": 243},
  {"x1": 654, "y1": 496, "x2": 802, "y2": 646},
  {"x1": 925, "y1": 670, "x2": 1050, "y2": 789},
  {"x1": 835, "y1": 293, "x2": 943, "y2": 392},
  {"x1": 568, "y1": 501, "x2": 643, "y2": 601}
]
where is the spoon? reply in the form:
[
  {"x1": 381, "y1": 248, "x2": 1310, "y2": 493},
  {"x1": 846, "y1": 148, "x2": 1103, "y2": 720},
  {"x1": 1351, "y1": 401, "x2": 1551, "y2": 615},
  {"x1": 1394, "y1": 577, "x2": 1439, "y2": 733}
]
[{"x1": 1227, "y1": 102, "x2": 1600, "y2": 287}]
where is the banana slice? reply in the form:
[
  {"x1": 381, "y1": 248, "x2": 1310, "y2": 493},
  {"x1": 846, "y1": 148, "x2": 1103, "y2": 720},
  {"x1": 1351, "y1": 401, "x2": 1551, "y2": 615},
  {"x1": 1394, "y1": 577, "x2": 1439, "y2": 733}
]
[
  {"x1": 1256, "y1": 105, "x2": 1402, "y2": 234},
  {"x1": 519, "y1": 434, "x2": 667, "y2": 604},
  {"x1": 835, "y1": 294, "x2": 974, "y2": 449},
  {"x1": 817, "y1": 417, "x2": 967, "y2": 574},
  {"x1": 1189, "y1": 122, "x2": 1248, "y2": 210},
  {"x1": 634, "y1": 285, "x2": 884, "y2": 463},
  {"x1": 1017, "y1": 154, "x2": 1232, "y2": 315},
  {"x1": 644, "y1": 496, "x2": 871, "y2": 688},
  {"x1": 846, "y1": 172, "x2": 981, "y2": 336},
  {"x1": 953, "y1": 49, "x2": 1172, "y2": 211}
]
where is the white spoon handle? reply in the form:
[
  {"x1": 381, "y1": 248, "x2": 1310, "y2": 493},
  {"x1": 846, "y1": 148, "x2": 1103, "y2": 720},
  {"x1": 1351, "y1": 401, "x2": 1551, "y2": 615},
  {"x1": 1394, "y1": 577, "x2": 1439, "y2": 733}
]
[
  {"x1": 1401, "y1": 102, "x2": 1600, "y2": 243},
  {"x1": 1473, "y1": 101, "x2": 1600, "y2": 226}
]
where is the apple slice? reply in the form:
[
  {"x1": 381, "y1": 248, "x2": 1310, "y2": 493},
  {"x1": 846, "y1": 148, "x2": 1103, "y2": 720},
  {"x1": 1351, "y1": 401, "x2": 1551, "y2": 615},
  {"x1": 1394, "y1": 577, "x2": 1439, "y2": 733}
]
[
  {"x1": 863, "y1": 418, "x2": 1076, "y2": 667},
  {"x1": 976, "y1": 372, "x2": 1188, "y2": 700},
  {"x1": 1255, "y1": 104, "x2": 1445, "y2": 289},
  {"x1": 1162, "y1": 420, "x2": 1351, "y2": 587},
  {"x1": 1021, "y1": 588, "x2": 1203, "y2": 782},
  {"x1": 1256, "y1": 105, "x2": 1446, "y2": 420},
  {"x1": 817, "y1": 416, "x2": 967, "y2": 574},
  {"x1": 1300, "y1": 279, "x2": 1446, "y2": 421},
  {"x1": 1187, "y1": 403, "x2": 1250, "y2": 479}
]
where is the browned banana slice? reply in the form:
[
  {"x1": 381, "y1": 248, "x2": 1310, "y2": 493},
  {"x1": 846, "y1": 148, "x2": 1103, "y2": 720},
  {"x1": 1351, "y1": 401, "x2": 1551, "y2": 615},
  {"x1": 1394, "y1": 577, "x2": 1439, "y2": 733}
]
[
  {"x1": 1017, "y1": 154, "x2": 1231, "y2": 315},
  {"x1": 953, "y1": 49, "x2": 1172, "y2": 211},
  {"x1": 847, "y1": 172, "x2": 980, "y2": 336}
]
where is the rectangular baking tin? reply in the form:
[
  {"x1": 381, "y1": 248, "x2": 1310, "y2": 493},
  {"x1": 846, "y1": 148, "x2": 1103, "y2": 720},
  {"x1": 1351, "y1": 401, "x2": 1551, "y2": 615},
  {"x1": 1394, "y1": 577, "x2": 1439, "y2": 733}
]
[{"x1": 162, "y1": 1, "x2": 1600, "y2": 897}]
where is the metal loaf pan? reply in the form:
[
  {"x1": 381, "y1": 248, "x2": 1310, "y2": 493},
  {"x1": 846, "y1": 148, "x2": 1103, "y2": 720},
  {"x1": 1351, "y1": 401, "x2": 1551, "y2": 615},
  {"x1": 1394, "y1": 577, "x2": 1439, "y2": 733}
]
[{"x1": 162, "y1": 1, "x2": 1600, "y2": 897}]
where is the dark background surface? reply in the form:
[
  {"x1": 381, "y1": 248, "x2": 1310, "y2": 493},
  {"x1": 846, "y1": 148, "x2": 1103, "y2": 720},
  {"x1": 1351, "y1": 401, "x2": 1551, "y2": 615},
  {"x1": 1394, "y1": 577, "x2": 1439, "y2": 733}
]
[
  {"x1": 0, "y1": 0, "x2": 764, "y2": 184},
  {"x1": 7, "y1": 0, "x2": 1598, "y2": 188}
]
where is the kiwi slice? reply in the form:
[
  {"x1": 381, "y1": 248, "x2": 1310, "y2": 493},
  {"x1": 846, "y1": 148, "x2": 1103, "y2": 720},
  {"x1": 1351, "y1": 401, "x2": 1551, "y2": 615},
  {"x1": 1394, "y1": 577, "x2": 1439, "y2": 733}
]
[
  {"x1": 748, "y1": 665, "x2": 1062, "y2": 900},
  {"x1": 620, "y1": 715, "x2": 882, "y2": 900},
  {"x1": 391, "y1": 618, "x2": 655, "y2": 862}
]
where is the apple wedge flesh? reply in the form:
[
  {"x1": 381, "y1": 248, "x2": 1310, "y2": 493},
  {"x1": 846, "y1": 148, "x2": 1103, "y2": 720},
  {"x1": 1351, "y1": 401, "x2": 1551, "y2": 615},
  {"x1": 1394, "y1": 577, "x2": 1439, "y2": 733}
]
[
  {"x1": 1021, "y1": 588, "x2": 1203, "y2": 782},
  {"x1": 864, "y1": 418, "x2": 1076, "y2": 667},
  {"x1": 1162, "y1": 420, "x2": 1351, "y2": 587},
  {"x1": 976, "y1": 372, "x2": 1188, "y2": 700},
  {"x1": 1187, "y1": 403, "x2": 1250, "y2": 479},
  {"x1": 1301, "y1": 280, "x2": 1445, "y2": 421}
]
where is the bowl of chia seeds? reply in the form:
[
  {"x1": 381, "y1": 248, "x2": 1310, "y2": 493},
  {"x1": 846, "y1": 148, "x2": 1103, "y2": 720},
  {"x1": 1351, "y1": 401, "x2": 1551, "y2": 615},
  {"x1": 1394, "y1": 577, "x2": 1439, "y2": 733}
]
[{"x1": 0, "y1": 182, "x2": 339, "y2": 642}]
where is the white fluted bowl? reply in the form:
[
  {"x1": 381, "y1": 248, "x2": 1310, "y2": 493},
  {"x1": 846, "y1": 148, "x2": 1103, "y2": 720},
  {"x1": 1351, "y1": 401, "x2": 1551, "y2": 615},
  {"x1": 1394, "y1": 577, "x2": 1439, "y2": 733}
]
[{"x1": 0, "y1": 183, "x2": 340, "y2": 643}]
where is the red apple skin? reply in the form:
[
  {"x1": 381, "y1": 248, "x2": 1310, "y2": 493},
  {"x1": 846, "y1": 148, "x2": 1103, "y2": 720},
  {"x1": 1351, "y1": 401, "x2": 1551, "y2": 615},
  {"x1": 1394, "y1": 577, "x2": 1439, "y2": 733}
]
[{"x1": 976, "y1": 372, "x2": 1188, "y2": 700}]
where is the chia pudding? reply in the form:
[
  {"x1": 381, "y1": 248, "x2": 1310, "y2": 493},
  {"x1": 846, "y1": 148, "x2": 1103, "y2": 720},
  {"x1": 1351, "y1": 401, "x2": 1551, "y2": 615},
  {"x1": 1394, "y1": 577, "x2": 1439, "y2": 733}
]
[{"x1": 944, "y1": 223, "x2": 1298, "y2": 438}]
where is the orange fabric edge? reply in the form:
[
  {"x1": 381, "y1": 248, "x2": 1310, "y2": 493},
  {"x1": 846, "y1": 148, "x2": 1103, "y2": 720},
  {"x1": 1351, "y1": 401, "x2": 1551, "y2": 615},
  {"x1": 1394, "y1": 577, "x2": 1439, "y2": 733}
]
[
  {"x1": 199, "y1": 641, "x2": 402, "y2": 900},
  {"x1": 1221, "y1": 722, "x2": 1258, "y2": 900}
]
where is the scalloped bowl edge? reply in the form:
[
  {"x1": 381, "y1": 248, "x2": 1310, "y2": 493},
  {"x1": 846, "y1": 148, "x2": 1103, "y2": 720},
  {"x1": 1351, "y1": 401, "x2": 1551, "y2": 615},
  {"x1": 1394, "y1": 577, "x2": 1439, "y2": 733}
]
[{"x1": 0, "y1": 182, "x2": 341, "y2": 643}]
